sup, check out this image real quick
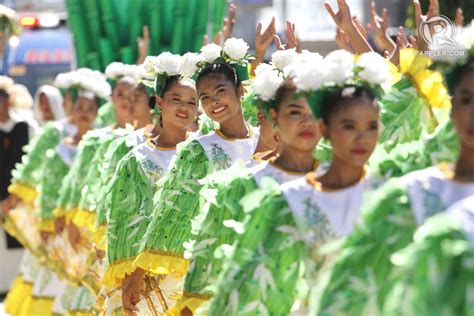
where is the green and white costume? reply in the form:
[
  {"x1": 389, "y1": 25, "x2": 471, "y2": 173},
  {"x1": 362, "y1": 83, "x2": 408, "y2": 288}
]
[
  {"x1": 383, "y1": 195, "x2": 474, "y2": 316},
  {"x1": 206, "y1": 171, "x2": 374, "y2": 316},
  {"x1": 313, "y1": 165, "x2": 474, "y2": 316},
  {"x1": 170, "y1": 160, "x2": 318, "y2": 314}
]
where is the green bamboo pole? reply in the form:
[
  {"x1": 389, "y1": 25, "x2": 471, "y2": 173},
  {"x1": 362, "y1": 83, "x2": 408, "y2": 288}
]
[
  {"x1": 212, "y1": 0, "x2": 226, "y2": 36},
  {"x1": 113, "y1": 0, "x2": 130, "y2": 44},
  {"x1": 161, "y1": 0, "x2": 174, "y2": 45},
  {"x1": 120, "y1": 46, "x2": 134, "y2": 64},
  {"x1": 170, "y1": 0, "x2": 186, "y2": 53},
  {"x1": 65, "y1": 0, "x2": 89, "y2": 67},
  {"x1": 147, "y1": 0, "x2": 162, "y2": 55},
  {"x1": 128, "y1": 0, "x2": 143, "y2": 62},
  {"x1": 84, "y1": 0, "x2": 102, "y2": 52},
  {"x1": 87, "y1": 52, "x2": 101, "y2": 70},
  {"x1": 193, "y1": 0, "x2": 209, "y2": 51},
  {"x1": 183, "y1": 0, "x2": 197, "y2": 52},
  {"x1": 100, "y1": 0, "x2": 120, "y2": 52},
  {"x1": 99, "y1": 38, "x2": 115, "y2": 66}
]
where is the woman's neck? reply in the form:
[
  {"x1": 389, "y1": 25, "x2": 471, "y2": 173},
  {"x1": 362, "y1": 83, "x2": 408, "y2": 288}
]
[
  {"x1": 317, "y1": 156, "x2": 365, "y2": 189},
  {"x1": 273, "y1": 146, "x2": 315, "y2": 173},
  {"x1": 454, "y1": 145, "x2": 474, "y2": 182},
  {"x1": 116, "y1": 116, "x2": 128, "y2": 128},
  {"x1": 73, "y1": 126, "x2": 91, "y2": 144},
  {"x1": 254, "y1": 136, "x2": 274, "y2": 154},
  {"x1": 156, "y1": 125, "x2": 187, "y2": 148},
  {"x1": 0, "y1": 111, "x2": 10, "y2": 123},
  {"x1": 134, "y1": 114, "x2": 153, "y2": 130},
  {"x1": 219, "y1": 111, "x2": 249, "y2": 139}
]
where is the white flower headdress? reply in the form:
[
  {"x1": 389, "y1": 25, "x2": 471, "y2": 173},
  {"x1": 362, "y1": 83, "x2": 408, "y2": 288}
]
[
  {"x1": 105, "y1": 62, "x2": 143, "y2": 84},
  {"x1": 54, "y1": 69, "x2": 111, "y2": 102},
  {"x1": 285, "y1": 50, "x2": 392, "y2": 118},
  {"x1": 0, "y1": 76, "x2": 15, "y2": 93},
  {"x1": 197, "y1": 37, "x2": 254, "y2": 82}
]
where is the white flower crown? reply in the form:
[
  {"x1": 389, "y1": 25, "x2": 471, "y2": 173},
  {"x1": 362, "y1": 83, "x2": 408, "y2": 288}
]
[
  {"x1": 54, "y1": 69, "x2": 111, "y2": 100},
  {"x1": 0, "y1": 76, "x2": 15, "y2": 92},
  {"x1": 140, "y1": 52, "x2": 204, "y2": 94},
  {"x1": 252, "y1": 49, "x2": 392, "y2": 118},
  {"x1": 200, "y1": 37, "x2": 252, "y2": 65},
  {"x1": 252, "y1": 49, "x2": 324, "y2": 104},
  {"x1": 105, "y1": 62, "x2": 143, "y2": 82}
]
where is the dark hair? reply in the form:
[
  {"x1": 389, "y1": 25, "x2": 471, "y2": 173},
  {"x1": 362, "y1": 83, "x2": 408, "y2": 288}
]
[
  {"x1": 321, "y1": 85, "x2": 377, "y2": 125},
  {"x1": 274, "y1": 79, "x2": 297, "y2": 111},
  {"x1": 160, "y1": 75, "x2": 181, "y2": 98},
  {"x1": 0, "y1": 89, "x2": 10, "y2": 99},
  {"x1": 133, "y1": 83, "x2": 155, "y2": 109},
  {"x1": 196, "y1": 63, "x2": 241, "y2": 91},
  {"x1": 448, "y1": 57, "x2": 474, "y2": 96}
]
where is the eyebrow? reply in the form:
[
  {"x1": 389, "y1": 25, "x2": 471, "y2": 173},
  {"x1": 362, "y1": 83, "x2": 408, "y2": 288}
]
[
  {"x1": 288, "y1": 103, "x2": 304, "y2": 109},
  {"x1": 340, "y1": 119, "x2": 356, "y2": 123},
  {"x1": 170, "y1": 93, "x2": 181, "y2": 97}
]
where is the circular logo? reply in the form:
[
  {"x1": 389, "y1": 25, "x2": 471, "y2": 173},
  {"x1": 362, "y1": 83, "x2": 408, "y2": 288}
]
[{"x1": 419, "y1": 15, "x2": 457, "y2": 48}]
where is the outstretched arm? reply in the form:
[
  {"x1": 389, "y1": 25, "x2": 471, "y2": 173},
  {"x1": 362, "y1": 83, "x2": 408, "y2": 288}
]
[
  {"x1": 250, "y1": 17, "x2": 276, "y2": 76},
  {"x1": 325, "y1": 0, "x2": 373, "y2": 54}
]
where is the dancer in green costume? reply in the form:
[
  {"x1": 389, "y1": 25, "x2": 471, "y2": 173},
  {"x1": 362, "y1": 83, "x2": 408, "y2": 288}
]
[
  {"x1": 383, "y1": 194, "x2": 474, "y2": 316},
  {"x1": 206, "y1": 50, "x2": 390, "y2": 316},
  {"x1": 313, "y1": 57, "x2": 474, "y2": 316},
  {"x1": 170, "y1": 56, "x2": 323, "y2": 315},
  {"x1": 8, "y1": 83, "x2": 70, "y2": 207},
  {"x1": 120, "y1": 39, "x2": 260, "y2": 315},
  {"x1": 29, "y1": 92, "x2": 101, "y2": 316}
]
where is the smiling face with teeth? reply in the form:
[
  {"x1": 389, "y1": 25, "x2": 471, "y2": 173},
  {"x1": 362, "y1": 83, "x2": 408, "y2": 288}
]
[
  {"x1": 156, "y1": 78, "x2": 199, "y2": 131},
  {"x1": 197, "y1": 74, "x2": 244, "y2": 125}
]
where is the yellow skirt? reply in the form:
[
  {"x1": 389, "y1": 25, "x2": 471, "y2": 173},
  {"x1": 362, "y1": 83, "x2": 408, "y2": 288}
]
[
  {"x1": 22, "y1": 296, "x2": 55, "y2": 315},
  {"x1": 4, "y1": 275, "x2": 34, "y2": 315}
]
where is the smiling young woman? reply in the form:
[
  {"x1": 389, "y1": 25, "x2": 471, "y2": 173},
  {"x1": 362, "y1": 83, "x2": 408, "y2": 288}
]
[
  {"x1": 168, "y1": 76, "x2": 323, "y2": 315},
  {"x1": 102, "y1": 75, "x2": 199, "y2": 314},
  {"x1": 119, "y1": 55, "x2": 263, "y2": 314}
]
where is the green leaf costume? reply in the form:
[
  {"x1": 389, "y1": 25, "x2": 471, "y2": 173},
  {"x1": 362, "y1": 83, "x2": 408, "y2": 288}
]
[
  {"x1": 132, "y1": 129, "x2": 259, "y2": 282},
  {"x1": 313, "y1": 166, "x2": 474, "y2": 316},
  {"x1": 384, "y1": 198, "x2": 474, "y2": 316},
  {"x1": 169, "y1": 161, "x2": 315, "y2": 314},
  {"x1": 103, "y1": 141, "x2": 178, "y2": 286},
  {"x1": 9, "y1": 120, "x2": 75, "y2": 203}
]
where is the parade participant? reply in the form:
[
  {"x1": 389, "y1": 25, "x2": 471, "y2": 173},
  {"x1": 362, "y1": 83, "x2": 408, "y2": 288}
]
[
  {"x1": 102, "y1": 52, "x2": 199, "y2": 314},
  {"x1": 119, "y1": 39, "x2": 259, "y2": 315},
  {"x1": 25, "y1": 86, "x2": 102, "y2": 316},
  {"x1": 171, "y1": 54, "x2": 324, "y2": 315},
  {"x1": 87, "y1": 81, "x2": 161, "y2": 312},
  {"x1": 0, "y1": 76, "x2": 33, "y2": 207},
  {"x1": 313, "y1": 55, "x2": 474, "y2": 316},
  {"x1": 3, "y1": 69, "x2": 110, "y2": 315},
  {"x1": 6, "y1": 76, "x2": 75, "y2": 212},
  {"x1": 94, "y1": 82, "x2": 159, "y2": 244},
  {"x1": 32, "y1": 85, "x2": 66, "y2": 126},
  {"x1": 383, "y1": 195, "x2": 474, "y2": 316},
  {"x1": 0, "y1": 77, "x2": 37, "y2": 315},
  {"x1": 72, "y1": 63, "x2": 144, "y2": 242},
  {"x1": 206, "y1": 50, "x2": 390, "y2": 316},
  {"x1": 52, "y1": 66, "x2": 132, "y2": 237}
]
